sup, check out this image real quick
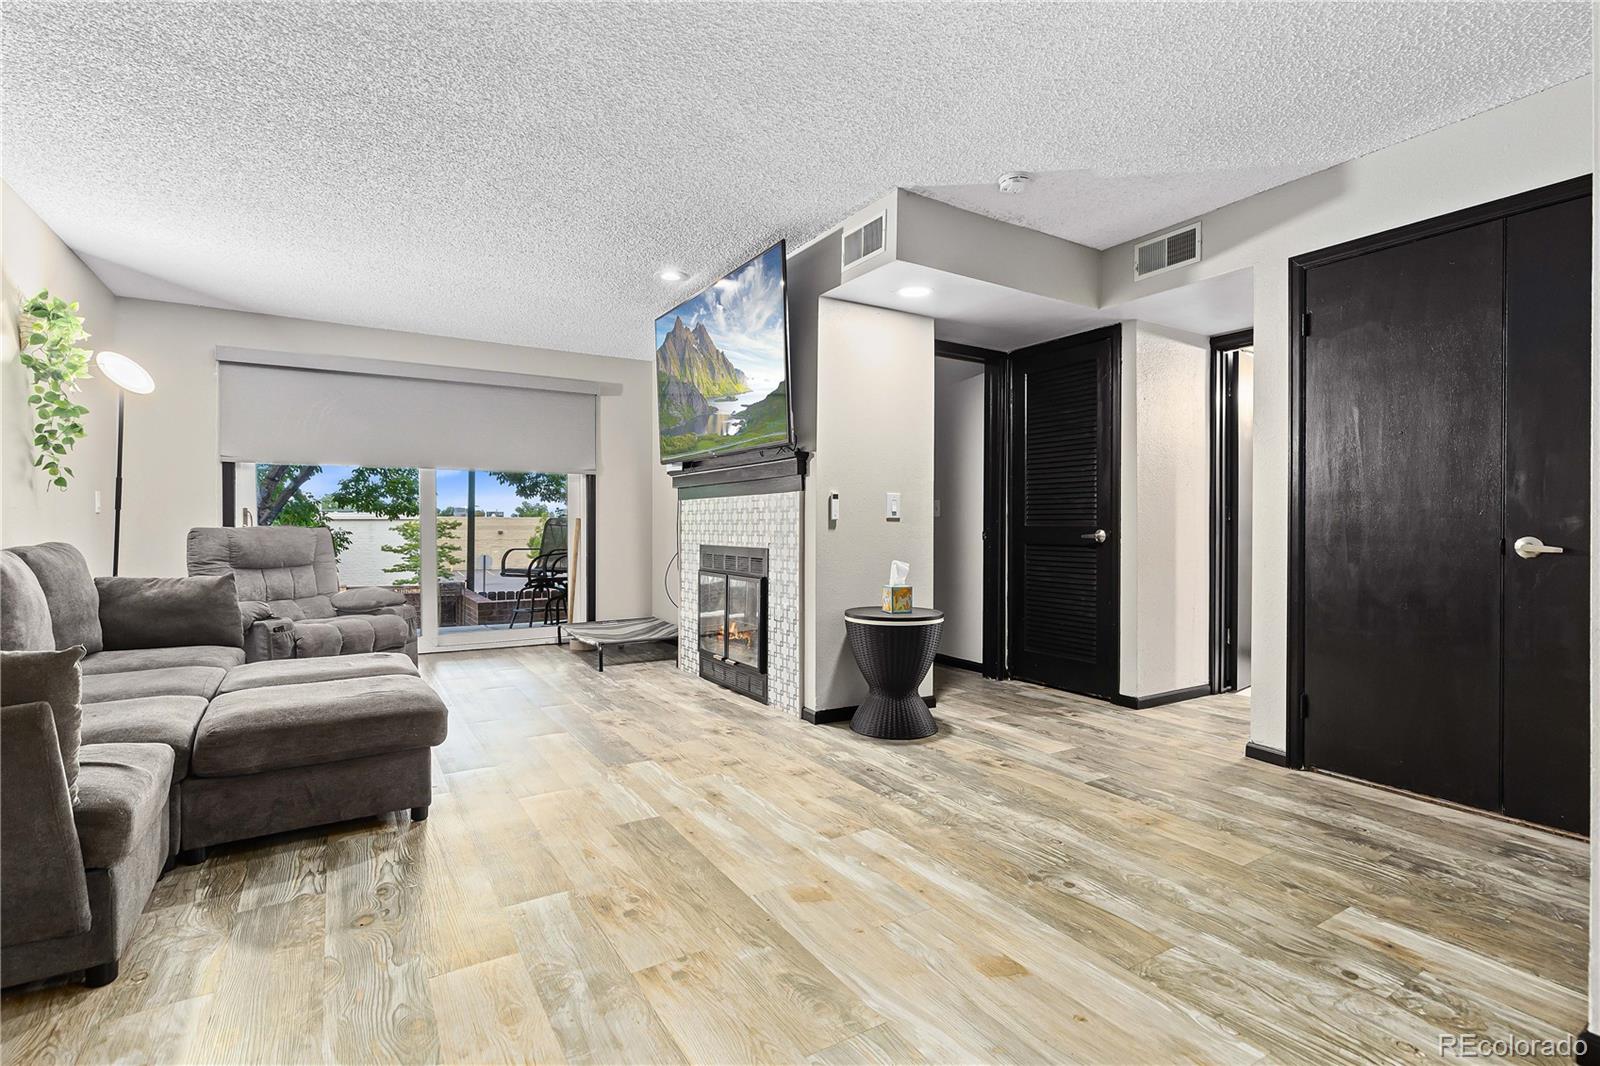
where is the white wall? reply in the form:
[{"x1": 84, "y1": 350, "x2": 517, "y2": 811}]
[
  {"x1": 805, "y1": 298, "x2": 935, "y2": 712},
  {"x1": 1102, "y1": 76, "x2": 1594, "y2": 749},
  {"x1": 1118, "y1": 321, "x2": 1211, "y2": 699},
  {"x1": 39, "y1": 295, "x2": 661, "y2": 621},
  {"x1": 1, "y1": 183, "x2": 122, "y2": 570},
  {"x1": 893, "y1": 190, "x2": 1100, "y2": 307},
  {"x1": 934, "y1": 357, "x2": 985, "y2": 664},
  {"x1": 839, "y1": 189, "x2": 1100, "y2": 310}
]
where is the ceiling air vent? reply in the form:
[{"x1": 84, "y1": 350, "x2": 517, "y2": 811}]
[
  {"x1": 842, "y1": 213, "x2": 886, "y2": 269},
  {"x1": 1134, "y1": 223, "x2": 1202, "y2": 279}
]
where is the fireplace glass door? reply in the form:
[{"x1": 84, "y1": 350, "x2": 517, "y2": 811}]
[
  {"x1": 698, "y1": 573, "x2": 727, "y2": 660},
  {"x1": 725, "y1": 575, "x2": 765, "y2": 670},
  {"x1": 697, "y1": 571, "x2": 766, "y2": 672}
]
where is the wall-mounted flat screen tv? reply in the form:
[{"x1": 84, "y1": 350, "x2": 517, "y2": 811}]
[{"x1": 656, "y1": 241, "x2": 792, "y2": 464}]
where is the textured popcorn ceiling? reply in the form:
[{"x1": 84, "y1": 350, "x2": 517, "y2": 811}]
[{"x1": 2, "y1": 2, "x2": 1588, "y2": 360}]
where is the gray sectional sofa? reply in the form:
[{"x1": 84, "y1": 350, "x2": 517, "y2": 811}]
[
  {"x1": 186, "y1": 526, "x2": 418, "y2": 662},
  {"x1": 0, "y1": 542, "x2": 448, "y2": 990}
]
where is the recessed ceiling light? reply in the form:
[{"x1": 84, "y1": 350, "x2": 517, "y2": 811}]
[
  {"x1": 897, "y1": 285, "x2": 932, "y2": 298},
  {"x1": 659, "y1": 269, "x2": 685, "y2": 282}
]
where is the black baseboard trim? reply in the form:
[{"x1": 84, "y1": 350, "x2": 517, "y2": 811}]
[
  {"x1": 1111, "y1": 684, "x2": 1212, "y2": 710},
  {"x1": 935, "y1": 654, "x2": 984, "y2": 673},
  {"x1": 1245, "y1": 742, "x2": 1289, "y2": 767},
  {"x1": 803, "y1": 696, "x2": 937, "y2": 725},
  {"x1": 802, "y1": 706, "x2": 853, "y2": 725},
  {"x1": 1575, "y1": 1030, "x2": 1598, "y2": 1065}
]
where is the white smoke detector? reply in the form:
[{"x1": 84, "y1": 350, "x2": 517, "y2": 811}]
[{"x1": 997, "y1": 172, "x2": 1031, "y2": 194}]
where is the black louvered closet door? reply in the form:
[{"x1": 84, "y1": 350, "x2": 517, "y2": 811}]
[{"x1": 1008, "y1": 327, "x2": 1120, "y2": 697}]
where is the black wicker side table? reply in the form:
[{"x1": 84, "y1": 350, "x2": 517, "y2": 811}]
[{"x1": 843, "y1": 606, "x2": 944, "y2": 740}]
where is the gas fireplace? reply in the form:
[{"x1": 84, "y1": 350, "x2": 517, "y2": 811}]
[{"x1": 698, "y1": 545, "x2": 768, "y2": 703}]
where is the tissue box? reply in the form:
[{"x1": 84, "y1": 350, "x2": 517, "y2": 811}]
[{"x1": 882, "y1": 585, "x2": 913, "y2": 613}]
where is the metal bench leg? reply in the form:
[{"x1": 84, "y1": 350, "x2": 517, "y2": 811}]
[{"x1": 597, "y1": 645, "x2": 605, "y2": 672}]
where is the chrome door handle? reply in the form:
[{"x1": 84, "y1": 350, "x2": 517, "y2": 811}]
[
  {"x1": 1080, "y1": 529, "x2": 1107, "y2": 543},
  {"x1": 1513, "y1": 536, "x2": 1565, "y2": 560}
]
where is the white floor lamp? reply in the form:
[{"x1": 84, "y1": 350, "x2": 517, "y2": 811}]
[{"x1": 95, "y1": 351, "x2": 155, "y2": 576}]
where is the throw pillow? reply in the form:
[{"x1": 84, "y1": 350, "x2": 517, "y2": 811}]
[
  {"x1": 94, "y1": 574, "x2": 244, "y2": 650},
  {"x1": 0, "y1": 646, "x2": 85, "y2": 803}
]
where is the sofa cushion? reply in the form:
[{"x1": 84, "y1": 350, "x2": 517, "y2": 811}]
[
  {"x1": 332, "y1": 614, "x2": 411, "y2": 653},
  {"x1": 217, "y1": 652, "x2": 418, "y2": 694},
  {"x1": 81, "y1": 666, "x2": 227, "y2": 705},
  {"x1": 331, "y1": 586, "x2": 406, "y2": 613},
  {"x1": 0, "y1": 701, "x2": 92, "y2": 948},
  {"x1": 292, "y1": 622, "x2": 342, "y2": 658},
  {"x1": 371, "y1": 614, "x2": 412, "y2": 650},
  {"x1": 0, "y1": 550, "x2": 54, "y2": 652},
  {"x1": 192, "y1": 675, "x2": 448, "y2": 777},
  {"x1": 323, "y1": 616, "x2": 376, "y2": 654},
  {"x1": 187, "y1": 526, "x2": 338, "y2": 599},
  {"x1": 80, "y1": 696, "x2": 209, "y2": 779},
  {"x1": 82, "y1": 646, "x2": 246, "y2": 675},
  {"x1": 72, "y1": 742, "x2": 173, "y2": 868},
  {"x1": 0, "y1": 647, "x2": 85, "y2": 802},
  {"x1": 9, "y1": 543, "x2": 102, "y2": 654},
  {"x1": 95, "y1": 575, "x2": 244, "y2": 651},
  {"x1": 292, "y1": 595, "x2": 336, "y2": 620}
]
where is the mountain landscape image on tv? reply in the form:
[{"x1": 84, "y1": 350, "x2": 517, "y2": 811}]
[{"x1": 656, "y1": 242, "x2": 791, "y2": 463}]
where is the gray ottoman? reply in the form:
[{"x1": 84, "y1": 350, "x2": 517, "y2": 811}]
[{"x1": 179, "y1": 669, "x2": 447, "y2": 859}]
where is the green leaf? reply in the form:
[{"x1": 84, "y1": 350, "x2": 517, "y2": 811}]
[{"x1": 53, "y1": 477, "x2": 68, "y2": 488}]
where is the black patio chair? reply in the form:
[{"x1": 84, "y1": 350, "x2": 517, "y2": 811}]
[{"x1": 500, "y1": 516, "x2": 569, "y2": 628}]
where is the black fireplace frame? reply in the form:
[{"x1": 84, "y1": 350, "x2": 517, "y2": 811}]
[{"x1": 698, "y1": 545, "x2": 769, "y2": 704}]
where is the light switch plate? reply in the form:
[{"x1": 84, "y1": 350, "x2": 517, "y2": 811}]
[
  {"x1": 94, "y1": 490, "x2": 102, "y2": 514},
  {"x1": 885, "y1": 492, "x2": 901, "y2": 520}
]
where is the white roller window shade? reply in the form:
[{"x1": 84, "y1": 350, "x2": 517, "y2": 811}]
[{"x1": 218, "y1": 362, "x2": 598, "y2": 473}]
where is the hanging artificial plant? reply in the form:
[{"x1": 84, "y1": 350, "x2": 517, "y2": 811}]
[{"x1": 17, "y1": 290, "x2": 93, "y2": 489}]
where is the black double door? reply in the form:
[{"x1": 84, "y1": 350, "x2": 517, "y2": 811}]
[
  {"x1": 1300, "y1": 187, "x2": 1590, "y2": 832},
  {"x1": 1008, "y1": 327, "x2": 1120, "y2": 699}
]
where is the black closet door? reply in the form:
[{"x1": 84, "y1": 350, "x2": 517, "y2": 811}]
[
  {"x1": 1503, "y1": 196, "x2": 1591, "y2": 833},
  {"x1": 1008, "y1": 328, "x2": 1119, "y2": 698},
  {"x1": 1302, "y1": 221, "x2": 1505, "y2": 810}
]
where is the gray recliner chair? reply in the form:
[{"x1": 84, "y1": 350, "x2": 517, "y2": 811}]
[{"x1": 187, "y1": 527, "x2": 418, "y2": 662}]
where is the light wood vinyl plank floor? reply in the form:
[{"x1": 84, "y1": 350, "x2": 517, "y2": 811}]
[{"x1": 2, "y1": 646, "x2": 1586, "y2": 1064}]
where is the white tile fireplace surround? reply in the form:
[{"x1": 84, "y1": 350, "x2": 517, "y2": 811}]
[{"x1": 678, "y1": 491, "x2": 802, "y2": 714}]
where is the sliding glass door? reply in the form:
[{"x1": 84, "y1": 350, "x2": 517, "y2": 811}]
[
  {"x1": 418, "y1": 467, "x2": 586, "y2": 651},
  {"x1": 225, "y1": 461, "x2": 588, "y2": 654}
]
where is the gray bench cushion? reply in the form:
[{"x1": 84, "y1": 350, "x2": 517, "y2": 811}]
[
  {"x1": 81, "y1": 666, "x2": 227, "y2": 705},
  {"x1": 217, "y1": 653, "x2": 418, "y2": 695},
  {"x1": 80, "y1": 696, "x2": 210, "y2": 779},
  {"x1": 193, "y1": 676, "x2": 447, "y2": 777},
  {"x1": 73, "y1": 743, "x2": 173, "y2": 868},
  {"x1": 82, "y1": 647, "x2": 246, "y2": 676}
]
